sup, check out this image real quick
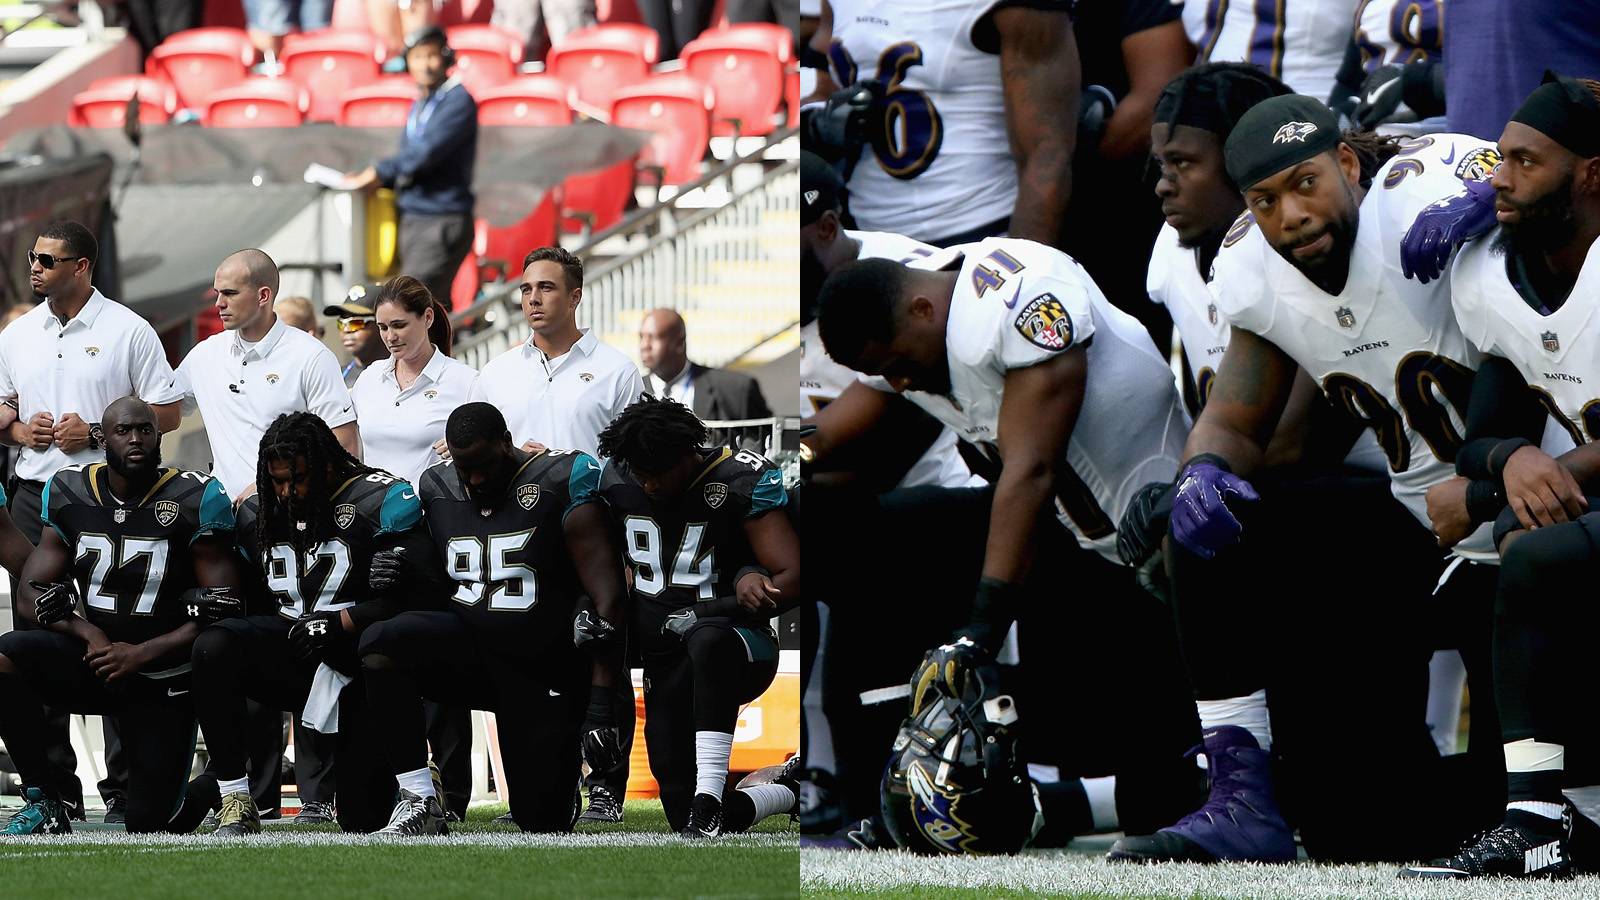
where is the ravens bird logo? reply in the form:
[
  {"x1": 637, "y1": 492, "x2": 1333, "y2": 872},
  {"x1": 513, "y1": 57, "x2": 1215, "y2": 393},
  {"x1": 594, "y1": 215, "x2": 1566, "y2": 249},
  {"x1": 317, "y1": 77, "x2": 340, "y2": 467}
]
[{"x1": 1272, "y1": 121, "x2": 1319, "y2": 144}]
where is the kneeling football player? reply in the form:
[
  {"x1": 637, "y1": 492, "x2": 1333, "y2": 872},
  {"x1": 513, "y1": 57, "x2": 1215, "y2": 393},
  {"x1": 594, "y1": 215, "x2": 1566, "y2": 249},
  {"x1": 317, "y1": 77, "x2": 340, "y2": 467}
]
[
  {"x1": 358, "y1": 402, "x2": 629, "y2": 834},
  {"x1": 0, "y1": 398, "x2": 242, "y2": 834},
  {"x1": 597, "y1": 396, "x2": 801, "y2": 838}
]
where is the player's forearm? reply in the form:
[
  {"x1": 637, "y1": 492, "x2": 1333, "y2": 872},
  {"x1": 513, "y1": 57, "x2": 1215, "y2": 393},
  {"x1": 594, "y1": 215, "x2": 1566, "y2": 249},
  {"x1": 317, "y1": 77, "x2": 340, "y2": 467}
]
[
  {"x1": 981, "y1": 461, "x2": 1051, "y2": 585},
  {"x1": 152, "y1": 402, "x2": 181, "y2": 434},
  {"x1": 136, "y1": 622, "x2": 200, "y2": 668},
  {"x1": 1557, "y1": 442, "x2": 1600, "y2": 494},
  {"x1": 57, "y1": 614, "x2": 106, "y2": 647},
  {"x1": 1008, "y1": 141, "x2": 1074, "y2": 244},
  {"x1": 0, "y1": 525, "x2": 30, "y2": 579},
  {"x1": 1182, "y1": 420, "x2": 1268, "y2": 478}
]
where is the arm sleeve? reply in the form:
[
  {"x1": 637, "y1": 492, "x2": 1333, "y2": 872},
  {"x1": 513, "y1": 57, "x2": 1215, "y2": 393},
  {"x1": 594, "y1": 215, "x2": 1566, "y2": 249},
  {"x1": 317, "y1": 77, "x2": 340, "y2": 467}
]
[
  {"x1": 303, "y1": 347, "x2": 357, "y2": 428},
  {"x1": 128, "y1": 322, "x2": 183, "y2": 405},
  {"x1": 1456, "y1": 355, "x2": 1548, "y2": 480},
  {"x1": 40, "y1": 474, "x2": 67, "y2": 543},
  {"x1": 374, "y1": 91, "x2": 477, "y2": 185},
  {"x1": 748, "y1": 467, "x2": 788, "y2": 518},
  {"x1": 347, "y1": 525, "x2": 441, "y2": 629}
]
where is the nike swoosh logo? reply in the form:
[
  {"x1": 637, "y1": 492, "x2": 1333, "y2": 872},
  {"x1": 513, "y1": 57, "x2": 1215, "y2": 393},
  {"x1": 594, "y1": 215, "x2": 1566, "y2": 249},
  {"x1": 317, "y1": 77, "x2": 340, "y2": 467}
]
[
  {"x1": 1003, "y1": 278, "x2": 1025, "y2": 309},
  {"x1": 1441, "y1": 145, "x2": 1457, "y2": 165},
  {"x1": 401, "y1": 491, "x2": 416, "y2": 500},
  {"x1": 167, "y1": 688, "x2": 189, "y2": 697},
  {"x1": 1364, "y1": 79, "x2": 1402, "y2": 108}
]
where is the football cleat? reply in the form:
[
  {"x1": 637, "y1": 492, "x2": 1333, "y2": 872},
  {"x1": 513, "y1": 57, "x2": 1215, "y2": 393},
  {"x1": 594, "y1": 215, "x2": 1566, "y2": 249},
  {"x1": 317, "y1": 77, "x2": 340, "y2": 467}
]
[
  {"x1": 798, "y1": 767, "x2": 843, "y2": 834},
  {"x1": 103, "y1": 796, "x2": 126, "y2": 824},
  {"x1": 681, "y1": 793, "x2": 723, "y2": 839},
  {"x1": 2, "y1": 787, "x2": 72, "y2": 835},
  {"x1": 212, "y1": 790, "x2": 262, "y2": 836},
  {"x1": 293, "y1": 800, "x2": 334, "y2": 824},
  {"x1": 577, "y1": 785, "x2": 623, "y2": 825},
  {"x1": 736, "y1": 754, "x2": 802, "y2": 819},
  {"x1": 1399, "y1": 807, "x2": 1574, "y2": 879},
  {"x1": 492, "y1": 811, "x2": 516, "y2": 825},
  {"x1": 1108, "y1": 726, "x2": 1296, "y2": 864},
  {"x1": 377, "y1": 790, "x2": 448, "y2": 836}
]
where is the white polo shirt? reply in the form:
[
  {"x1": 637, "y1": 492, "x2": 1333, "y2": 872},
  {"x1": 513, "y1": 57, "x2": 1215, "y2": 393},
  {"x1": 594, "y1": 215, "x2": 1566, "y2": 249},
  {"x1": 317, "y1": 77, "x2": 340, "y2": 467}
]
[
  {"x1": 351, "y1": 346, "x2": 477, "y2": 484},
  {"x1": 469, "y1": 329, "x2": 644, "y2": 457},
  {"x1": 175, "y1": 316, "x2": 356, "y2": 497},
  {"x1": 0, "y1": 289, "x2": 183, "y2": 484}
]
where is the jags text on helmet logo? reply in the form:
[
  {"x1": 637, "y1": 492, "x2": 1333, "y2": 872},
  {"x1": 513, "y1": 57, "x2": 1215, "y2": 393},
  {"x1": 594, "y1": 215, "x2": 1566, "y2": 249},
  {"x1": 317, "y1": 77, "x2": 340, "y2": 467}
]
[
  {"x1": 1272, "y1": 121, "x2": 1318, "y2": 144},
  {"x1": 704, "y1": 483, "x2": 728, "y2": 509}
]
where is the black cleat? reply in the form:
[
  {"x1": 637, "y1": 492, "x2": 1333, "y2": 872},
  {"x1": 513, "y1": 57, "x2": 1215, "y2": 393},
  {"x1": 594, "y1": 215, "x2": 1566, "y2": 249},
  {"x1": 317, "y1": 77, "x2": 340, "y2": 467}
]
[
  {"x1": 577, "y1": 785, "x2": 623, "y2": 825},
  {"x1": 680, "y1": 793, "x2": 723, "y2": 839},
  {"x1": 1399, "y1": 806, "x2": 1573, "y2": 879},
  {"x1": 103, "y1": 797, "x2": 126, "y2": 824}
]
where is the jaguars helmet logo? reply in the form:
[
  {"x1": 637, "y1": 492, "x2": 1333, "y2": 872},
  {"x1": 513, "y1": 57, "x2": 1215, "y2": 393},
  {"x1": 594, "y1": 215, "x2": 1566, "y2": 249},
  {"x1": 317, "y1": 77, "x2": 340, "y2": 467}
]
[
  {"x1": 335, "y1": 503, "x2": 357, "y2": 530},
  {"x1": 517, "y1": 483, "x2": 540, "y2": 510},
  {"x1": 704, "y1": 483, "x2": 728, "y2": 509},
  {"x1": 265, "y1": 373, "x2": 281, "y2": 384},
  {"x1": 84, "y1": 346, "x2": 100, "y2": 357},
  {"x1": 155, "y1": 500, "x2": 180, "y2": 527}
]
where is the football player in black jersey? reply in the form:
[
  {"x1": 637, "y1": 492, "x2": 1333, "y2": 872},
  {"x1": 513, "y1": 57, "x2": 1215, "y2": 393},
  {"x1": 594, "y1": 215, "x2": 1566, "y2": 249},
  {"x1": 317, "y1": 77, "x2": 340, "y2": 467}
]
[
  {"x1": 0, "y1": 397, "x2": 242, "y2": 834},
  {"x1": 357, "y1": 402, "x2": 628, "y2": 834},
  {"x1": 597, "y1": 396, "x2": 800, "y2": 838},
  {"x1": 187, "y1": 412, "x2": 442, "y2": 835}
]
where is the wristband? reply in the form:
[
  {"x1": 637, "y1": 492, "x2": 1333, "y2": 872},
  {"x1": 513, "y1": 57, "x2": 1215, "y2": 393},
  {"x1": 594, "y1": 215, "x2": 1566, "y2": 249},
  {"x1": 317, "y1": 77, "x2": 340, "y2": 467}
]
[
  {"x1": 1181, "y1": 452, "x2": 1233, "y2": 474},
  {"x1": 1487, "y1": 438, "x2": 1533, "y2": 480},
  {"x1": 587, "y1": 685, "x2": 616, "y2": 726},
  {"x1": 1464, "y1": 478, "x2": 1506, "y2": 524}
]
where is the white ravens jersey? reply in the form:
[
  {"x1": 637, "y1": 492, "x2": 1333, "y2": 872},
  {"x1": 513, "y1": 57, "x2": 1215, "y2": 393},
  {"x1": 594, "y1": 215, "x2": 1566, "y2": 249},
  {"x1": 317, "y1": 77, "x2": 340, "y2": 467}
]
[
  {"x1": 1148, "y1": 223, "x2": 1387, "y2": 471},
  {"x1": 1451, "y1": 231, "x2": 1600, "y2": 450},
  {"x1": 1351, "y1": 0, "x2": 1443, "y2": 73},
  {"x1": 866, "y1": 237, "x2": 1190, "y2": 561},
  {"x1": 802, "y1": 231, "x2": 974, "y2": 488},
  {"x1": 826, "y1": 0, "x2": 1015, "y2": 241},
  {"x1": 1183, "y1": 0, "x2": 1359, "y2": 103},
  {"x1": 1210, "y1": 133, "x2": 1505, "y2": 559}
]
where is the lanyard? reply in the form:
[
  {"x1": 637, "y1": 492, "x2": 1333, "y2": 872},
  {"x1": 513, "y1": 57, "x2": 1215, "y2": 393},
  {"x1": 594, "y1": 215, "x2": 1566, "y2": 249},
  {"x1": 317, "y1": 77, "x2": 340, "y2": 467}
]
[{"x1": 407, "y1": 85, "x2": 449, "y2": 140}]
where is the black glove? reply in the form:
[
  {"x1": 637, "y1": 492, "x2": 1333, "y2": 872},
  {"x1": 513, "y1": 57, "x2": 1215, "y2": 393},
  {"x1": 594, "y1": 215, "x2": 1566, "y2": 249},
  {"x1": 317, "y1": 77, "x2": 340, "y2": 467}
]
[
  {"x1": 803, "y1": 80, "x2": 881, "y2": 158},
  {"x1": 1117, "y1": 481, "x2": 1176, "y2": 566},
  {"x1": 287, "y1": 610, "x2": 342, "y2": 661},
  {"x1": 30, "y1": 580, "x2": 78, "y2": 626},
  {"x1": 368, "y1": 546, "x2": 413, "y2": 595},
  {"x1": 910, "y1": 635, "x2": 990, "y2": 713},
  {"x1": 662, "y1": 608, "x2": 698, "y2": 641},
  {"x1": 1354, "y1": 64, "x2": 1404, "y2": 130},
  {"x1": 581, "y1": 686, "x2": 624, "y2": 774},
  {"x1": 573, "y1": 609, "x2": 618, "y2": 650},
  {"x1": 1077, "y1": 84, "x2": 1116, "y2": 150},
  {"x1": 183, "y1": 586, "x2": 246, "y2": 624}
]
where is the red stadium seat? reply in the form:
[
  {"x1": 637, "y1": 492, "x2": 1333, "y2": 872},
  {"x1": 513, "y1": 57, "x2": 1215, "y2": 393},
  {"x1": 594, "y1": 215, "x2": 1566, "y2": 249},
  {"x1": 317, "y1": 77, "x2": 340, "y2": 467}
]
[
  {"x1": 547, "y1": 23, "x2": 658, "y2": 115},
  {"x1": 681, "y1": 25, "x2": 790, "y2": 137},
  {"x1": 70, "y1": 76, "x2": 179, "y2": 127},
  {"x1": 280, "y1": 29, "x2": 387, "y2": 121},
  {"x1": 610, "y1": 74, "x2": 713, "y2": 185},
  {"x1": 148, "y1": 27, "x2": 256, "y2": 109},
  {"x1": 476, "y1": 76, "x2": 572, "y2": 126},
  {"x1": 560, "y1": 157, "x2": 635, "y2": 236},
  {"x1": 337, "y1": 76, "x2": 418, "y2": 126},
  {"x1": 446, "y1": 24, "x2": 523, "y2": 97},
  {"x1": 205, "y1": 77, "x2": 310, "y2": 127},
  {"x1": 475, "y1": 189, "x2": 560, "y2": 284},
  {"x1": 785, "y1": 63, "x2": 799, "y2": 127}
]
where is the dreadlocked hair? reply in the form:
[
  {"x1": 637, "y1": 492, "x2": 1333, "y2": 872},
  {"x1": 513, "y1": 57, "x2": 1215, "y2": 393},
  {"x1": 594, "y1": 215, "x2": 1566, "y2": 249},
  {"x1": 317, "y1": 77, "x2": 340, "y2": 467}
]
[
  {"x1": 1340, "y1": 130, "x2": 1404, "y2": 189},
  {"x1": 596, "y1": 394, "x2": 708, "y2": 473},
  {"x1": 255, "y1": 412, "x2": 377, "y2": 554},
  {"x1": 1150, "y1": 62, "x2": 1293, "y2": 187}
]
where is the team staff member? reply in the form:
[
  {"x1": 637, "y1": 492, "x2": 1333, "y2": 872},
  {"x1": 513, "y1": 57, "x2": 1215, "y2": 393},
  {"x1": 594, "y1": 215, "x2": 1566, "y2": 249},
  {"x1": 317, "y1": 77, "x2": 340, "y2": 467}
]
[
  {"x1": 0, "y1": 220, "x2": 185, "y2": 822},
  {"x1": 325, "y1": 286, "x2": 388, "y2": 387},
  {"x1": 350, "y1": 274, "x2": 477, "y2": 820},
  {"x1": 175, "y1": 249, "x2": 360, "y2": 501},
  {"x1": 470, "y1": 245, "x2": 643, "y2": 824}
]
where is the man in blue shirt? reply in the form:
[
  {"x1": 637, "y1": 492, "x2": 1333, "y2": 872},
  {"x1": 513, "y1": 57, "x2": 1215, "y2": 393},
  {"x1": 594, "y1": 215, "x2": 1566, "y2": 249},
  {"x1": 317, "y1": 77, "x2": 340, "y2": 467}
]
[{"x1": 347, "y1": 26, "x2": 477, "y2": 309}]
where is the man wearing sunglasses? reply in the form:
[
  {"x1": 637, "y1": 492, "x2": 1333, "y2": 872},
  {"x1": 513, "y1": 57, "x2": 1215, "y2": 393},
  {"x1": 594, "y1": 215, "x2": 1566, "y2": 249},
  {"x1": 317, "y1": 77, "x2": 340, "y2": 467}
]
[
  {"x1": 324, "y1": 286, "x2": 389, "y2": 388},
  {"x1": 0, "y1": 220, "x2": 186, "y2": 823}
]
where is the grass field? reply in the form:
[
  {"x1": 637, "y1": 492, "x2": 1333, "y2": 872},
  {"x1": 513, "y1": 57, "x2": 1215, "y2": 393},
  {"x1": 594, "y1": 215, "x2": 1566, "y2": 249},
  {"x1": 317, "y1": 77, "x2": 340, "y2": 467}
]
[
  {"x1": 0, "y1": 800, "x2": 798, "y2": 899},
  {"x1": 801, "y1": 835, "x2": 1600, "y2": 899}
]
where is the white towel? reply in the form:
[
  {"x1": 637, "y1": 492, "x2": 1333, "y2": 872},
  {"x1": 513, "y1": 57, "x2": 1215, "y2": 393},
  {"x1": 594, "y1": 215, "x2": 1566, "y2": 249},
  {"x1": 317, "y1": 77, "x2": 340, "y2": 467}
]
[{"x1": 301, "y1": 662, "x2": 353, "y2": 734}]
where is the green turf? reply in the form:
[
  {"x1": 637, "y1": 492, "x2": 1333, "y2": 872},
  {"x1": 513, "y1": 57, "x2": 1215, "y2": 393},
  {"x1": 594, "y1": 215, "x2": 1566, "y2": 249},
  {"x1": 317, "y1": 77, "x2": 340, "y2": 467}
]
[{"x1": 0, "y1": 801, "x2": 799, "y2": 899}]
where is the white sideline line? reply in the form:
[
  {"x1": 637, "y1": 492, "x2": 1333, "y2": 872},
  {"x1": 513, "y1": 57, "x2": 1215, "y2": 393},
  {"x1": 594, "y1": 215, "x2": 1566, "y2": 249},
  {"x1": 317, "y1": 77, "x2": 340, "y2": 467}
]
[{"x1": 0, "y1": 832, "x2": 798, "y2": 850}]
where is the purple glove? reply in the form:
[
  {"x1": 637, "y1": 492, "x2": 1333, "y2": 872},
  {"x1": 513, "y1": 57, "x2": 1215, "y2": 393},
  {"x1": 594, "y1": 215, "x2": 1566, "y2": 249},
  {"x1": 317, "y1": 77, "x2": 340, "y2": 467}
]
[
  {"x1": 1400, "y1": 178, "x2": 1498, "y2": 284},
  {"x1": 1168, "y1": 459, "x2": 1259, "y2": 560}
]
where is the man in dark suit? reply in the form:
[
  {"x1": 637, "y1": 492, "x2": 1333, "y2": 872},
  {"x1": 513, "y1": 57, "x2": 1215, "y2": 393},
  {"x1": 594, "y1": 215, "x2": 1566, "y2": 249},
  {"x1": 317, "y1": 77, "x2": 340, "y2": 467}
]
[{"x1": 639, "y1": 308, "x2": 773, "y2": 450}]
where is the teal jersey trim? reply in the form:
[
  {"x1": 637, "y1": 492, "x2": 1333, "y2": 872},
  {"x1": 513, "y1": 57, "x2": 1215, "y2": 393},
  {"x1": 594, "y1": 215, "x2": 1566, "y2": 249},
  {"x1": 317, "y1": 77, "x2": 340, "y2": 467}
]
[
  {"x1": 749, "y1": 467, "x2": 787, "y2": 516},
  {"x1": 566, "y1": 452, "x2": 602, "y2": 515},
  {"x1": 378, "y1": 481, "x2": 424, "y2": 535},
  {"x1": 39, "y1": 476, "x2": 67, "y2": 543},
  {"x1": 193, "y1": 478, "x2": 236, "y2": 544}
]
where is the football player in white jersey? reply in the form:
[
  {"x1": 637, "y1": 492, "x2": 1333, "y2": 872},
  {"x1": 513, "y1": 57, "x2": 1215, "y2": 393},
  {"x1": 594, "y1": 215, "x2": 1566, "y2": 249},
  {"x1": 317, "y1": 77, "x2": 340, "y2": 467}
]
[
  {"x1": 1326, "y1": 0, "x2": 1446, "y2": 133},
  {"x1": 806, "y1": 0, "x2": 1081, "y2": 246},
  {"x1": 1399, "y1": 73, "x2": 1600, "y2": 881},
  {"x1": 1148, "y1": 94, "x2": 1527, "y2": 860},
  {"x1": 816, "y1": 238, "x2": 1208, "y2": 848},
  {"x1": 1182, "y1": 0, "x2": 1357, "y2": 104}
]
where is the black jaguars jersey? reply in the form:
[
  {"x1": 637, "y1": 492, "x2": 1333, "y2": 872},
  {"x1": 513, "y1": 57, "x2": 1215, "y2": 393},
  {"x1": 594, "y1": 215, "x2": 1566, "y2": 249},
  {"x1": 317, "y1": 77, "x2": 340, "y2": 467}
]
[
  {"x1": 418, "y1": 449, "x2": 602, "y2": 652},
  {"x1": 43, "y1": 464, "x2": 234, "y2": 656},
  {"x1": 236, "y1": 471, "x2": 424, "y2": 621},
  {"x1": 599, "y1": 447, "x2": 787, "y2": 626}
]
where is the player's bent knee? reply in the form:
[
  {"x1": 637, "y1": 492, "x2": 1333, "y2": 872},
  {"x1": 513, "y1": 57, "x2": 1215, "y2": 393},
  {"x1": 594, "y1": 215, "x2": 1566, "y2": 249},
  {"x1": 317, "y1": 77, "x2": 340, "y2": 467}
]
[
  {"x1": 190, "y1": 625, "x2": 237, "y2": 667},
  {"x1": 1496, "y1": 521, "x2": 1597, "y2": 615},
  {"x1": 361, "y1": 652, "x2": 395, "y2": 672},
  {"x1": 0, "y1": 652, "x2": 15, "y2": 675}
]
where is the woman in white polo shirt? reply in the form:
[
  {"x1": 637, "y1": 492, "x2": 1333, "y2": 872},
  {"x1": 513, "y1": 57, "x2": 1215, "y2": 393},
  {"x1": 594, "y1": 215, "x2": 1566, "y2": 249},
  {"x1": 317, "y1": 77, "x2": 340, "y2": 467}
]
[{"x1": 350, "y1": 275, "x2": 477, "y2": 485}]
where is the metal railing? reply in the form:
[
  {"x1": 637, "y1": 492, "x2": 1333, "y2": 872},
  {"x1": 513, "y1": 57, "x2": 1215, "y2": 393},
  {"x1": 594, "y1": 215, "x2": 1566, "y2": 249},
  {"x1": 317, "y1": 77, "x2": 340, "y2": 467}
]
[{"x1": 452, "y1": 131, "x2": 799, "y2": 372}]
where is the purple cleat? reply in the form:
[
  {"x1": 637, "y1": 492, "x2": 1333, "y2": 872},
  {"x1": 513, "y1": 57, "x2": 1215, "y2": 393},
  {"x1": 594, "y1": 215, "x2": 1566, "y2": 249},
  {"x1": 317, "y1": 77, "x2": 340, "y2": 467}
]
[{"x1": 1107, "y1": 725, "x2": 1296, "y2": 863}]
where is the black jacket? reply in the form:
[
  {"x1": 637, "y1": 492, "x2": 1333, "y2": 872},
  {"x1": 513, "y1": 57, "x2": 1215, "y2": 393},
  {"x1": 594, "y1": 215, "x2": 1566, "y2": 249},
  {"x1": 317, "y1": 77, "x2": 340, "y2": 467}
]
[{"x1": 376, "y1": 77, "x2": 477, "y2": 216}]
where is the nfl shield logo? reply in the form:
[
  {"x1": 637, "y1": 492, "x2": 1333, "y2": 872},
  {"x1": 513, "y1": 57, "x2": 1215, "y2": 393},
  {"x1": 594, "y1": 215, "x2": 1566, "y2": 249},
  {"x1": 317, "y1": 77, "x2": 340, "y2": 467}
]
[
  {"x1": 155, "y1": 500, "x2": 180, "y2": 527},
  {"x1": 1207, "y1": 303, "x2": 1217, "y2": 326},
  {"x1": 704, "y1": 483, "x2": 728, "y2": 509},
  {"x1": 517, "y1": 483, "x2": 541, "y2": 510},
  {"x1": 1335, "y1": 306, "x2": 1356, "y2": 329},
  {"x1": 1543, "y1": 331, "x2": 1560, "y2": 353},
  {"x1": 335, "y1": 504, "x2": 357, "y2": 530},
  {"x1": 113, "y1": 508, "x2": 127, "y2": 524}
]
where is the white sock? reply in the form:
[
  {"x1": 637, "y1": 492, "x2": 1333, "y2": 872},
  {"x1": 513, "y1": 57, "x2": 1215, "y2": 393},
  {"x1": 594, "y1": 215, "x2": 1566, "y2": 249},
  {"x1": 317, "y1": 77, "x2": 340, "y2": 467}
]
[
  {"x1": 218, "y1": 776, "x2": 251, "y2": 797},
  {"x1": 1196, "y1": 690, "x2": 1272, "y2": 751},
  {"x1": 740, "y1": 783, "x2": 794, "y2": 821},
  {"x1": 396, "y1": 766, "x2": 436, "y2": 800},
  {"x1": 1083, "y1": 775, "x2": 1117, "y2": 832},
  {"x1": 1508, "y1": 801, "x2": 1564, "y2": 821},
  {"x1": 695, "y1": 731, "x2": 735, "y2": 799}
]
